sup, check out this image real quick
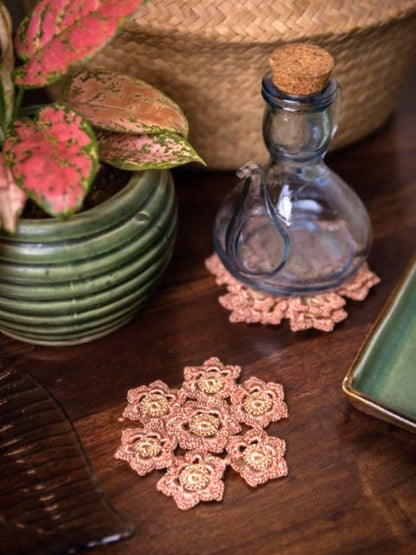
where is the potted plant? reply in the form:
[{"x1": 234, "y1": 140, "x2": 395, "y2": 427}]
[{"x1": 0, "y1": 0, "x2": 203, "y2": 345}]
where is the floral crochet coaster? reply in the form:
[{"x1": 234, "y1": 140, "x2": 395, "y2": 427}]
[
  {"x1": 205, "y1": 253, "x2": 380, "y2": 332},
  {"x1": 115, "y1": 358, "x2": 288, "y2": 510}
]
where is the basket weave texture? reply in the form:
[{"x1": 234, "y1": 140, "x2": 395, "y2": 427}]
[{"x1": 86, "y1": 2, "x2": 416, "y2": 168}]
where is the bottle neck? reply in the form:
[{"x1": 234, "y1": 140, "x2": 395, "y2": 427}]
[{"x1": 261, "y1": 72, "x2": 340, "y2": 163}]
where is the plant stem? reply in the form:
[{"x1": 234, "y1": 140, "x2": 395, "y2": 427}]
[
  {"x1": 20, "y1": 104, "x2": 48, "y2": 117},
  {"x1": 14, "y1": 88, "x2": 25, "y2": 119},
  {"x1": 0, "y1": 84, "x2": 5, "y2": 131}
]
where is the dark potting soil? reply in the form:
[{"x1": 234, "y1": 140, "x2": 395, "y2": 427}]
[{"x1": 22, "y1": 164, "x2": 132, "y2": 219}]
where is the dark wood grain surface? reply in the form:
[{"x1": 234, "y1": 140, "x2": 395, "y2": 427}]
[
  {"x1": 1, "y1": 71, "x2": 416, "y2": 554},
  {"x1": 0, "y1": 368, "x2": 133, "y2": 554}
]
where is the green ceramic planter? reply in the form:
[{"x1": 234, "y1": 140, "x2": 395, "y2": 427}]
[{"x1": 0, "y1": 170, "x2": 177, "y2": 346}]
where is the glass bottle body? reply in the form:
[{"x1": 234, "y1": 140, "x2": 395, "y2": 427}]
[{"x1": 214, "y1": 73, "x2": 372, "y2": 296}]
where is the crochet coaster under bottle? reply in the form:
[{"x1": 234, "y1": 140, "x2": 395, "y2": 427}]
[
  {"x1": 115, "y1": 357, "x2": 288, "y2": 511},
  {"x1": 205, "y1": 253, "x2": 380, "y2": 332}
]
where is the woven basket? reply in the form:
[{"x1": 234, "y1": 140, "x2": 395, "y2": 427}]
[{"x1": 29, "y1": 0, "x2": 416, "y2": 170}]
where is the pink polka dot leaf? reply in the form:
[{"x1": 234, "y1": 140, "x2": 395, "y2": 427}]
[
  {"x1": 3, "y1": 104, "x2": 99, "y2": 218},
  {"x1": 64, "y1": 69, "x2": 190, "y2": 139},
  {"x1": 0, "y1": 153, "x2": 25, "y2": 234},
  {"x1": 0, "y1": 0, "x2": 203, "y2": 232},
  {"x1": 14, "y1": 0, "x2": 146, "y2": 89},
  {"x1": 96, "y1": 130, "x2": 204, "y2": 171}
]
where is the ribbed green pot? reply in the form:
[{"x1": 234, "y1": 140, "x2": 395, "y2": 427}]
[{"x1": 0, "y1": 170, "x2": 177, "y2": 346}]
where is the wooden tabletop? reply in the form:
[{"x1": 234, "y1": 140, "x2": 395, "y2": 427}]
[{"x1": 2, "y1": 71, "x2": 416, "y2": 554}]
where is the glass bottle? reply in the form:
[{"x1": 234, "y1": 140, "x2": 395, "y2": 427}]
[{"x1": 214, "y1": 43, "x2": 372, "y2": 296}]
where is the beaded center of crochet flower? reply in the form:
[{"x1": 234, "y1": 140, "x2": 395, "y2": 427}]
[
  {"x1": 243, "y1": 444, "x2": 272, "y2": 471},
  {"x1": 189, "y1": 413, "x2": 220, "y2": 437},
  {"x1": 140, "y1": 393, "x2": 169, "y2": 417},
  {"x1": 197, "y1": 373, "x2": 225, "y2": 394},
  {"x1": 133, "y1": 437, "x2": 162, "y2": 459},
  {"x1": 179, "y1": 464, "x2": 211, "y2": 491},
  {"x1": 243, "y1": 391, "x2": 273, "y2": 416}
]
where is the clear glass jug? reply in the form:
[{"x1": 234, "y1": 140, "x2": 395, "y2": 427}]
[{"x1": 214, "y1": 62, "x2": 372, "y2": 296}]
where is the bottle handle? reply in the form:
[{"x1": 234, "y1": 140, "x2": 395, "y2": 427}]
[{"x1": 225, "y1": 163, "x2": 290, "y2": 277}]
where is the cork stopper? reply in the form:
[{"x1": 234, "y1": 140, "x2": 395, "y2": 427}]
[{"x1": 269, "y1": 43, "x2": 334, "y2": 96}]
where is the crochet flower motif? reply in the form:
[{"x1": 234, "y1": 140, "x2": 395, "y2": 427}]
[
  {"x1": 156, "y1": 450, "x2": 226, "y2": 510},
  {"x1": 226, "y1": 428, "x2": 287, "y2": 487},
  {"x1": 206, "y1": 254, "x2": 287, "y2": 325},
  {"x1": 182, "y1": 356, "x2": 241, "y2": 402},
  {"x1": 286, "y1": 292, "x2": 347, "y2": 332},
  {"x1": 219, "y1": 288, "x2": 288, "y2": 325},
  {"x1": 123, "y1": 380, "x2": 185, "y2": 425},
  {"x1": 116, "y1": 358, "x2": 289, "y2": 510},
  {"x1": 205, "y1": 253, "x2": 241, "y2": 289},
  {"x1": 114, "y1": 421, "x2": 177, "y2": 476},
  {"x1": 231, "y1": 377, "x2": 288, "y2": 428},
  {"x1": 206, "y1": 253, "x2": 380, "y2": 332},
  {"x1": 167, "y1": 399, "x2": 241, "y2": 453},
  {"x1": 337, "y1": 262, "x2": 380, "y2": 301}
]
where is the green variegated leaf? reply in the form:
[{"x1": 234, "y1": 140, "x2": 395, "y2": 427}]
[
  {"x1": 98, "y1": 131, "x2": 205, "y2": 170},
  {"x1": 4, "y1": 104, "x2": 99, "y2": 218},
  {"x1": 14, "y1": 0, "x2": 145, "y2": 88},
  {"x1": 0, "y1": 153, "x2": 26, "y2": 234},
  {"x1": 65, "y1": 70, "x2": 189, "y2": 137},
  {"x1": 0, "y1": 1, "x2": 14, "y2": 128}
]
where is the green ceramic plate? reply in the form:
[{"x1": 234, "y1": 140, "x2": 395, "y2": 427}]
[{"x1": 343, "y1": 256, "x2": 416, "y2": 433}]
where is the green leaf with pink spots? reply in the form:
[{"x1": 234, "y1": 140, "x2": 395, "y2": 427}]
[
  {"x1": 0, "y1": 153, "x2": 26, "y2": 234},
  {"x1": 0, "y1": 2, "x2": 14, "y2": 128},
  {"x1": 3, "y1": 104, "x2": 99, "y2": 218},
  {"x1": 97, "y1": 131, "x2": 205, "y2": 171},
  {"x1": 65, "y1": 70, "x2": 189, "y2": 137},
  {"x1": 14, "y1": 0, "x2": 145, "y2": 88}
]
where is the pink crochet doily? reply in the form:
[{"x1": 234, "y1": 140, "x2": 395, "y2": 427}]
[
  {"x1": 205, "y1": 253, "x2": 380, "y2": 332},
  {"x1": 115, "y1": 357, "x2": 288, "y2": 510}
]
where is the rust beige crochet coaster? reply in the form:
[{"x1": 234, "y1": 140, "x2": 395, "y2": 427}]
[
  {"x1": 205, "y1": 253, "x2": 380, "y2": 332},
  {"x1": 115, "y1": 358, "x2": 288, "y2": 511}
]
